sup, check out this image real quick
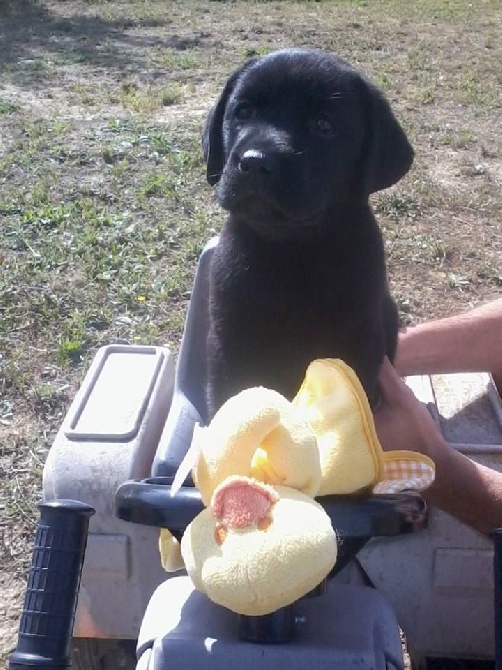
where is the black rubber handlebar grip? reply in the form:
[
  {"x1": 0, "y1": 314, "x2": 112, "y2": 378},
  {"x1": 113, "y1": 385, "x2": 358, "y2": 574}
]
[{"x1": 9, "y1": 500, "x2": 95, "y2": 670}]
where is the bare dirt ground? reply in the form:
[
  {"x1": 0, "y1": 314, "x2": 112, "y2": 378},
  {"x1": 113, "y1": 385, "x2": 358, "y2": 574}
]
[{"x1": 1, "y1": 0, "x2": 501, "y2": 666}]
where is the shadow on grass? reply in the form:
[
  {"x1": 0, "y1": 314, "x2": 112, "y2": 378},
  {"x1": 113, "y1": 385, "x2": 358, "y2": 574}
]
[{"x1": 0, "y1": 0, "x2": 205, "y2": 88}]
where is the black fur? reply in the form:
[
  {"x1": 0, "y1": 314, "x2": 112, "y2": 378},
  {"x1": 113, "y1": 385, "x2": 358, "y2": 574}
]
[{"x1": 203, "y1": 48, "x2": 413, "y2": 417}]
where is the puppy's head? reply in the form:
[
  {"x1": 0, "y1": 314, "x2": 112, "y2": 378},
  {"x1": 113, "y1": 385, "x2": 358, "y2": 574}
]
[{"x1": 202, "y1": 49, "x2": 413, "y2": 238}]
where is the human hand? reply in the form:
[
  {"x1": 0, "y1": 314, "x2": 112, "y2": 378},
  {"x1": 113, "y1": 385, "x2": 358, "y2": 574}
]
[
  {"x1": 374, "y1": 357, "x2": 502, "y2": 535},
  {"x1": 373, "y1": 357, "x2": 445, "y2": 462}
]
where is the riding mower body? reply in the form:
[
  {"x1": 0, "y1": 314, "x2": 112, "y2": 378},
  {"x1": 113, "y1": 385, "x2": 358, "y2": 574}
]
[{"x1": 22, "y1": 237, "x2": 500, "y2": 669}]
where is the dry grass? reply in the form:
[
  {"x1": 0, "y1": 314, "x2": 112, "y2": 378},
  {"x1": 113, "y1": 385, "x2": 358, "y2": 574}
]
[{"x1": 1, "y1": 0, "x2": 501, "y2": 664}]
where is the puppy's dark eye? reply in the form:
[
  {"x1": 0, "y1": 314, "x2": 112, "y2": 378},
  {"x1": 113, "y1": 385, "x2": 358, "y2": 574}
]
[
  {"x1": 312, "y1": 114, "x2": 336, "y2": 136},
  {"x1": 234, "y1": 103, "x2": 255, "y2": 121}
]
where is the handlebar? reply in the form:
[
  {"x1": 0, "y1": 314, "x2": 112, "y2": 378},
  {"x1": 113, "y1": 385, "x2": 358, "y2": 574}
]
[{"x1": 9, "y1": 500, "x2": 94, "y2": 670}]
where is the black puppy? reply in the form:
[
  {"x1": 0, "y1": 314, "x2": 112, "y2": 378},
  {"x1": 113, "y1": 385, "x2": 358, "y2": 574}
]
[{"x1": 202, "y1": 48, "x2": 413, "y2": 417}]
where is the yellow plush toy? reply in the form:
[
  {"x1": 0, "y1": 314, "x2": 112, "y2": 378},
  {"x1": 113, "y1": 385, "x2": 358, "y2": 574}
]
[{"x1": 159, "y1": 359, "x2": 435, "y2": 616}]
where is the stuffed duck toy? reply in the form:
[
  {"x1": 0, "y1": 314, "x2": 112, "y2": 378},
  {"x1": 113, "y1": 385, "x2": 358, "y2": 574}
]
[{"x1": 159, "y1": 359, "x2": 435, "y2": 616}]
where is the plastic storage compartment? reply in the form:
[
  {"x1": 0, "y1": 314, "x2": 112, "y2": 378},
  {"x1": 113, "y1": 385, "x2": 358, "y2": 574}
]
[
  {"x1": 359, "y1": 371, "x2": 502, "y2": 660},
  {"x1": 43, "y1": 344, "x2": 175, "y2": 641}
]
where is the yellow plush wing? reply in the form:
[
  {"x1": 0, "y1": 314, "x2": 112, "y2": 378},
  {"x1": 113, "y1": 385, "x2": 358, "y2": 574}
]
[
  {"x1": 293, "y1": 359, "x2": 384, "y2": 495},
  {"x1": 293, "y1": 358, "x2": 435, "y2": 496}
]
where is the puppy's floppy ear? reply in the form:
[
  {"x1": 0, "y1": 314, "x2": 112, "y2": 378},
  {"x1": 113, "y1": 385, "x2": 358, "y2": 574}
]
[
  {"x1": 360, "y1": 77, "x2": 414, "y2": 194},
  {"x1": 202, "y1": 59, "x2": 258, "y2": 186}
]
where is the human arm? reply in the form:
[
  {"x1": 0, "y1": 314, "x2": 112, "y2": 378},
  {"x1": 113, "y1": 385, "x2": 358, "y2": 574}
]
[
  {"x1": 374, "y1": 357, "x2": 502, "y2": 536},
  {"x1": 395, "y1": 298, "x2": 502, "y2": 392}
]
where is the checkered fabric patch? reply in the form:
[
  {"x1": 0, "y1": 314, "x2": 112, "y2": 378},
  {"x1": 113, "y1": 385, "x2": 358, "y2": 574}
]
[{"x1": 373, "y1": 457, "x2": 435, "y2": 494}]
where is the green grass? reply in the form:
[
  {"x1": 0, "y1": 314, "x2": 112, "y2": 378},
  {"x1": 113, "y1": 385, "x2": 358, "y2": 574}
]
[
  {"x1": 116, "y1": 81, "x2": 184, "y2": 113},
  {"x1": 0, "y1": 98, "x2": 20, "y2": 114},
  {"x1": 1, "y1": 121, "x2": 211, "y2": 358}
]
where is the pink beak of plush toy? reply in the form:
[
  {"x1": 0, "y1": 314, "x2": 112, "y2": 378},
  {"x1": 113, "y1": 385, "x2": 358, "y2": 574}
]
[{"x1": 212, "y1": 477, "x2": 280, "y2": 543}]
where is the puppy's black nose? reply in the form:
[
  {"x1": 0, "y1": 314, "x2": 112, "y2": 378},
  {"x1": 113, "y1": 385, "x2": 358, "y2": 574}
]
[{"x1": 238, "y1": 149, "x2": 274, "y2": 176}]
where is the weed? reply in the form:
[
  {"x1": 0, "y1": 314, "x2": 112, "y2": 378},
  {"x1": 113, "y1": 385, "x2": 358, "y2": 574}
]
[
  {"x1": 375, "y1": 193, "x2": 420, "y2": 220},
  {"x1": 0, "y1": 99, "x2": 19, "y2": 115},
  {"x1": 429, "y1": 240, "x2": 454, "y2": 264},
  {"x1": 138, "y1": 172, "x2": 176, "y2": 199},
  {"x1": 161, "y1": 83, "x2": 184, "y2": 106},
  {"x1": 446, "y1": 272, "x2": 471, "y2": 289},
  {"x1": 117, "y1": 81, "x2": 183, "y2": 114}
]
